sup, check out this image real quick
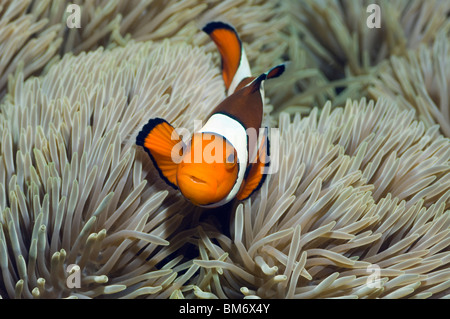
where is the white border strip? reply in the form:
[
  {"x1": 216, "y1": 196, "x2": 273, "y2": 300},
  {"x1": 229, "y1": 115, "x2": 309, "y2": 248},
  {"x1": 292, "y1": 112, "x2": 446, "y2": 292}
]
[{"x1": 198, "y1": 113, "x2": 248, "y2": 207}]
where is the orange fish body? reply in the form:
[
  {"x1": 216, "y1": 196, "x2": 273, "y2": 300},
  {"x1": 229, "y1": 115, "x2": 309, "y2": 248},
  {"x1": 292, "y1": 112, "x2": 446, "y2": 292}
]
[{"x1": 136, "y1": 21, "x2": 286, "y2": 207}]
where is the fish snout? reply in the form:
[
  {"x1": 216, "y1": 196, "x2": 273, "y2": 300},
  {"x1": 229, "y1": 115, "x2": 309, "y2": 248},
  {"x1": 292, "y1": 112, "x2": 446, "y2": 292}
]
[
  {"x1": 177, "y1": 170, "x2": 217, "y2": 206},
  {"x1": 188, "y1": 175, "x2": 207, "y2": 184}
]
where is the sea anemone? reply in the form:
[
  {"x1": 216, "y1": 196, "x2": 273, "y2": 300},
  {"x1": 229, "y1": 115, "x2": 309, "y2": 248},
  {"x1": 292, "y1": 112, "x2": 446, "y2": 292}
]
[
  {"x1": 271, "y1": 0, "x2": 450, "y2": 114},
  {"x1": 0, "y1": 0, "x2": 449, "y2": 300},
  {"x1": 0, "y1": 0, "x2": 62, "y2": 96},
  {"x1": 286, "y1": 0, "x2": 449, "y2": 79},
  {"x1": 0, "y1": 40, "x2": 224, "y2": 299},
  {"x1": 0, "y1": 0, "x2": 290, "y2": 95},
  {"x1": 369, "y1": 31, "x2": 450, "y2": 137},
  {"x1": 189, "y1": 99, "x2": 450, "y2": 299}
]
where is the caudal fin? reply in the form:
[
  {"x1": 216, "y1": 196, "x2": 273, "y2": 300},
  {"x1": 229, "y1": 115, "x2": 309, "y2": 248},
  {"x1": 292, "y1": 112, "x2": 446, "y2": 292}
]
[{"x1": 203, "y1": 21, "x2": 251, "y2": 95}]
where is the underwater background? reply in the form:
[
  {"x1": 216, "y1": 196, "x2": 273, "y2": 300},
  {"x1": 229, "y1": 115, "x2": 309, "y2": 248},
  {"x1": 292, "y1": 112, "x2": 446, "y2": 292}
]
[{"x1": 0, "y1": 0, "x2": 449, "y2": 299}]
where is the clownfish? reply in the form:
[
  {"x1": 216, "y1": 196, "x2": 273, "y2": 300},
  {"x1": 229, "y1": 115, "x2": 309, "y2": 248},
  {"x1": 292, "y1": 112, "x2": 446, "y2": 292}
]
[{"x1": 136, "y1": 21, "x2": 286, "y2": 208}]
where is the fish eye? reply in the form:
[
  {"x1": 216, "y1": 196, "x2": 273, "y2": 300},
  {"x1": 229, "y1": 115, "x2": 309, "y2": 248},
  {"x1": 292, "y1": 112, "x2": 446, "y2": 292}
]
[
  {"x1": 226, "y1": 152, "x2": 235, "y2": 164},
  {"x1": 225, "y1": 152, "x2": 236, "y2": 169}
]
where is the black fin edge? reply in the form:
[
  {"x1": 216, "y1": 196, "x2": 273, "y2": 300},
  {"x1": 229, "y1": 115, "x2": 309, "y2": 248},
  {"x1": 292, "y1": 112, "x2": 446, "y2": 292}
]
[
  {"x1": 202, "y1": 21, "x2": 236, "y2": 34},
  {"x1": 240, "y1": 127, "x2": 271, "y2": 201},
  {"x1": 266, "y1": 63, "x2": 286, "y2": 79},
  {"x1": 136, "y1": 118, "x2": 168, "y2": 146},
  {"x1": 136, "y1": 118, "x2": 179, "y2": 190}
]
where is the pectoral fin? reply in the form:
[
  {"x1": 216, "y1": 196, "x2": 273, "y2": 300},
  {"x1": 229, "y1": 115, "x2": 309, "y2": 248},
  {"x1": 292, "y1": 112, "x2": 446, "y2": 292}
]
[
  {"x1": 236, "y1": 128, "x2": 270, "y2": 200},
  {"x1": 136, "y1": 118, "x2": 185, "y2": 189}
]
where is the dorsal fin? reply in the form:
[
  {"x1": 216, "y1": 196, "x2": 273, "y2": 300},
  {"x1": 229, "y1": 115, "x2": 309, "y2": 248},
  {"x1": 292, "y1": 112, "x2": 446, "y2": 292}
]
[{"x1": 243, "y1": 63, "x2": 287, "y2": 94}]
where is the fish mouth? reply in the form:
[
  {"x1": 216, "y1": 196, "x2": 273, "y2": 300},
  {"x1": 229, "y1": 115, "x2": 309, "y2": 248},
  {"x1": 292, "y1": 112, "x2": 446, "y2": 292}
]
[{"x1": 189, "y1": 175, "x2": 207, "y2": 184}]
